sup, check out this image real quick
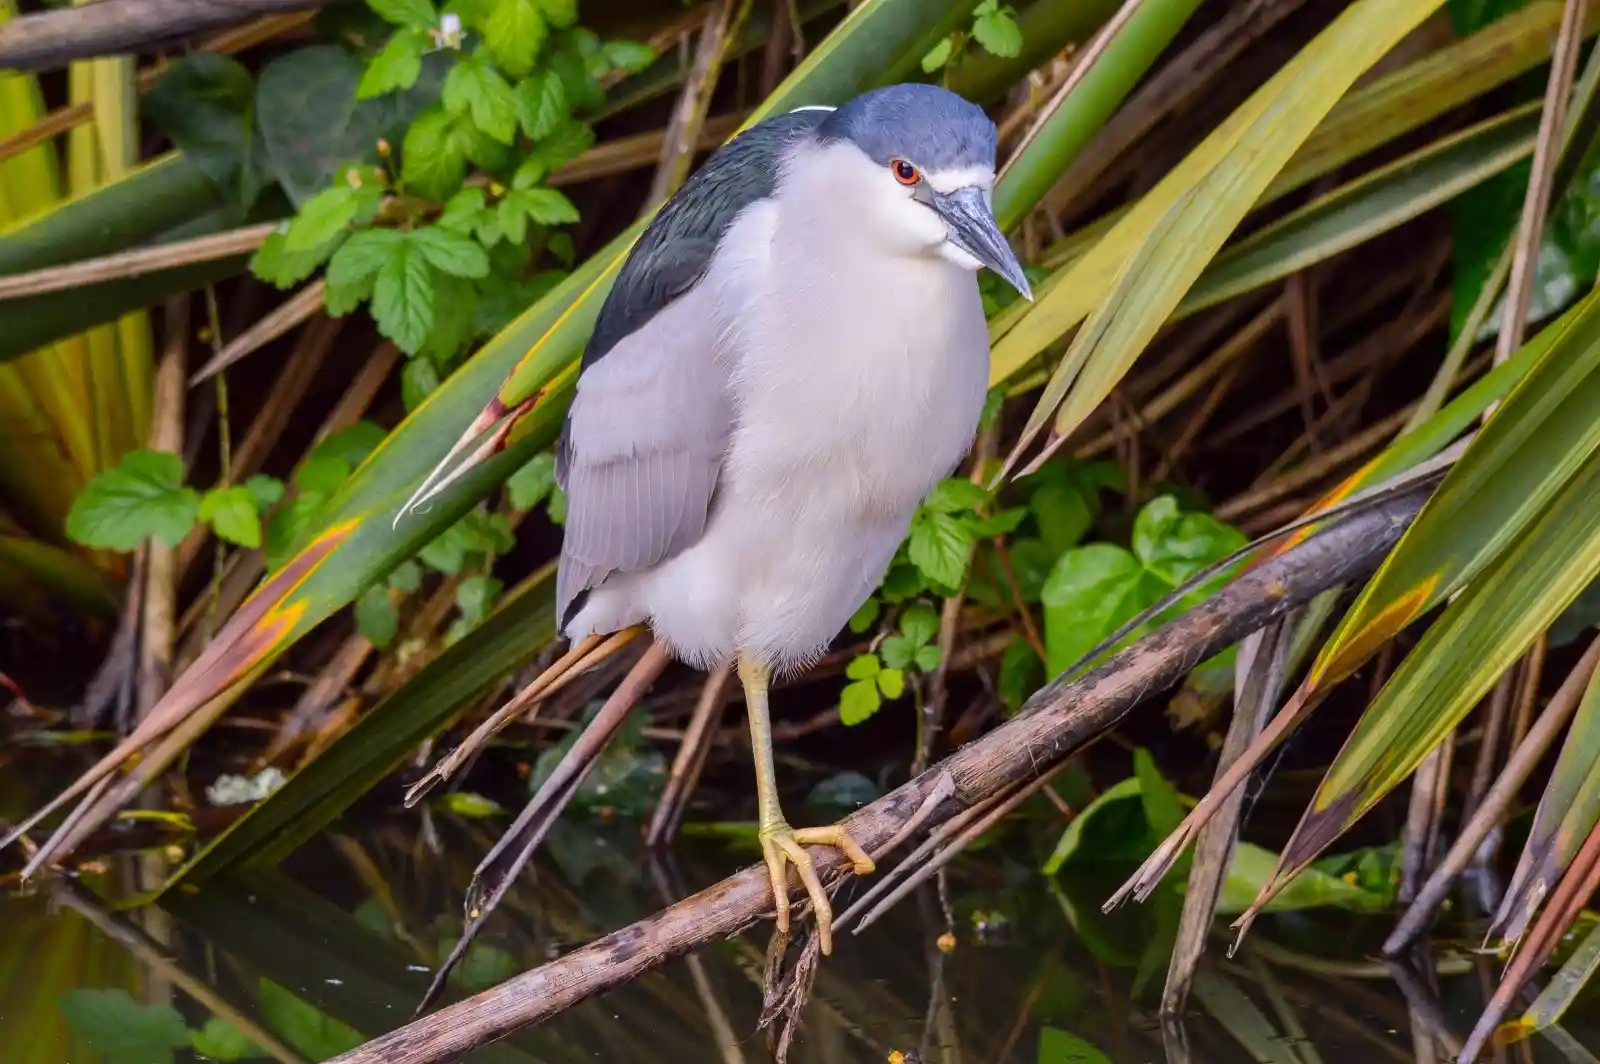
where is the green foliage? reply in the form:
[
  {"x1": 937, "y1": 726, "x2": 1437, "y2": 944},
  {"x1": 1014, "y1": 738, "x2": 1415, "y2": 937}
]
[
  {"x1": 922, "y1": 0, "x2": 1023, "y2": 73},
  {"x1": 1042, "y1": 494, "x2": 1245, "y2": 676},
  {"x1": 59, "y1": 990, "x2": 191, "y2": 1064},
  {"x1": 1037, "y1": 1028, "x2": 1112, "y2": 1064},
  {"x1": 257, "y1": 979, "x2": 364, "y2": 1060},
  {"x1": 190, "y1": 1017, "x2": 265, "y2": 1061},
  {"x1": 531, "y1": 700, "x2": 665, "y2": 816},
  {"x1": 142, "y1": 53, "x2": 272, "y2": 209},
  {"x1": 66, "y1": 450, "x2": 200, "y2": 551}
]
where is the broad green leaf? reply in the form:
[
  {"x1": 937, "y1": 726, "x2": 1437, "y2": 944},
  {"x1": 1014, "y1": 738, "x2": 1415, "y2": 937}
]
[
  {"x1": 877, "y1": 667, "x2": 906, "y2": 698},
  {"x1": 189, "y1": 1017, "x2": 264, "y2": 1062},
  {"x1": 971, "y1": 1, "x2": 1022, "y2": 59},
  {"x1": 840, "y1": 678, "x2": 882, "y2": 725},
  {"x1": 600, "y1": 39, "x2": 654, "y2": 75},
  {"x1": 1307, "y1": 286, "x2": 1600, "y2": 693},
  {"x1": 900, "y1": 603, "x2": 940, "y2": 646},
  {"x1": 59, "y1": 990, "x2": 190, "y2": 1064},
  {"x1": 1041, "y1": 544, "x2": 1162, "y2": 676},
  {"x1": 357, "y1": 29, "x2": 427, "y2": 99},
  {"x1": 846, "y1": 653, "x2": 881, "y2": 681},
  {"x1": 1037, "y1": 1028, "x2": 1112, "y2": 1064},
  {"x1": 922, "y1": 477, "x2": 989, "y2": 513},
  {"x1": 485, "y1": 0, "x2": 546, "y2": 77},
  {"x1": 1495, "y1": 654, "x2": 1600, "y2": 940},
  {"x1": 1251, "y1": 445, "x2": 1600, "y2": 911},
  {"x1": 200, "y1": 485, "x2": 264, "y2": 549},
  {"x1": 142, "y1": 53, "x2": 270, "y2": 209},
  {"x1": 536, "y1": 0, "x2": 577, "y2": 27},
  {"x1": 258, "y1": 980, "x2": 364, "y2": 1060},
  {"x1": 66, "y1": 449, "x2": 199, "y2": 551},
  {"x1": 372, "y1": 239, "x2": 436, "y2": 352},
  {"x1": 1215, "y1": 842, "x2": 1386, "y2": 915},
  {"x1": 1131, "y1": 494, "x2": 1247, "y2": 590},
  {"x1": 354, "y1": 584, "x2": 399, "y2": 648},
  {"x1": 991, "y1": 0, "x2": 1450, "y2": 419}
]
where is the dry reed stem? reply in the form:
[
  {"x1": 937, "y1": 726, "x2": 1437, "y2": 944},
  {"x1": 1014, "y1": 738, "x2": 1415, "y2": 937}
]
[
  {"x1": 188, "y1": 281, "x2": 326, "y2": 384},
  {"x1": 0, "y1": 0, "x2": 323, "y2": 70},
  {"x1": 0, "y1": 223, "x2": 275, "y2": 300}
]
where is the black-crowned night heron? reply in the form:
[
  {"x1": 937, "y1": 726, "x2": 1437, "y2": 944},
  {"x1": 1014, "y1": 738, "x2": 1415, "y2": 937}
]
[{"x1": 554, "y1": 83, "x2": 1030, "y2": 951}]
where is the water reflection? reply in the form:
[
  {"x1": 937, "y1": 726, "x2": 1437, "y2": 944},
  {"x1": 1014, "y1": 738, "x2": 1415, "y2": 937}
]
[{"x1": 3, "y1": 815, "x2": 1597, "y2": 1064}]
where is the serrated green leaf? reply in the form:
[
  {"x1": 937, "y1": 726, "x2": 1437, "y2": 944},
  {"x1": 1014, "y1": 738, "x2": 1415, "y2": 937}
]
[
  {"x1": 527, "y1": 117, "x2": 593, "y2": 168},
  {"x1": 200, "y1": 486, "x2": 265, "y2": 549},
  {"x1": 67, "y1": 450, "x2": 201, "y2": 551},
  {"x1": 900, "y1": 602, "x2": 940, "y2": 646},
  {"x1": 436, "y1": 187, "x2": 487, "y2": 233},
  {"x1": 877, "y1": 667, "x2": 906, "y2": 699},
  {"x1": 358, "y1": 29, "x2": 427, "y2": 98},
  {"x1": 840, "y1": 679, "x2": 882, "y2": 726},
  {"x1": 512, "y1": 68, "x2": 567, "y2": 140},
  {"x1": 372, "y1": 240, "x2": 436, "y2": 352},
  {"x1": 402, "y1": 106, "x2": 469, "y2": 200},
  {"x1": 251, "y1": 227, "x2": 342, "y2": 288},
  {"x1": 284, "y1": 185, "x2": 360, "y2": 253},
  {"x1": 367, "y1": 0, "x2": 437, "y2": 29},
  {"x1": 923, "y1": 477, "x2": 989, "y2": 513},
  {"x1": 972, "y1": 6, "x2": 1022, "y2": 58},
  {"x1": 914, "y1": 644, "x2": 941, "y2": 672},
  {"x1": 908, "y1": 511, "x2": 973, "y2": 589},
  {"x1": 409, "y1": 225, "x2": 490, "y2": 278},
  {"x1": 355, "y1": 584, "x2": 399, "y2": 648},
  {"x1": 388, "y1": 559, "x2": 424, "y2": 592},
  {"x1": 1132, "y1": 494, "x2": 1247, "y2": 590},
  {"x1": 326, "y1": 227, "x2": 404, "y2": 287},
  {"x1": 442, "y1": 55, "x2": 519, "y2": 144},
  {"x1": 485, "y1": 0, "x2": 546, "y2": 77}
]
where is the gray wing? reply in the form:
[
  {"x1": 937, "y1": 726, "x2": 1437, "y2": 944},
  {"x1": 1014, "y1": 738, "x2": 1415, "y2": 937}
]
[{"x1": 554, "y1": 107, "x2": 830, "y2": 627}]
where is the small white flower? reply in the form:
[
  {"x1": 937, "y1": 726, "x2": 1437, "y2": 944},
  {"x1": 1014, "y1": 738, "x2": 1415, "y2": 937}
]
[{"x1": 432, "y1": 12, "x2": 463, "y2": 50}]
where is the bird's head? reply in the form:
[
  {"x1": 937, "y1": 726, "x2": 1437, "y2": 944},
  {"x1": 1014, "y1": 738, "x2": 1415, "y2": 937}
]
[{"x1": 810, "y1": 84, "x2": 1031, "y2": 300}]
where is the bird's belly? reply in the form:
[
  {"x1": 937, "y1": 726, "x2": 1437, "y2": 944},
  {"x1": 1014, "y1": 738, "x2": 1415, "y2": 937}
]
[{"x1": 639, "y1": 294, "x2": 988, "y2": 670}]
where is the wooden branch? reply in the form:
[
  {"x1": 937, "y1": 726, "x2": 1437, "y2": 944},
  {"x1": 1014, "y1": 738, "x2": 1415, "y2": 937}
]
[
  {"x1": 326, "y1": 485, "x2": 1431, "y2": 1064},
  {"x1": 0, "y1": 0, "x2": 334, "y2": 71}
]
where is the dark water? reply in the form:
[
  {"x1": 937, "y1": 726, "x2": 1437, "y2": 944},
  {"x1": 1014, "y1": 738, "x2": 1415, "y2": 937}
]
[{"x1": 7, "y1": 801, "x2": 1596, "y2": 1064}]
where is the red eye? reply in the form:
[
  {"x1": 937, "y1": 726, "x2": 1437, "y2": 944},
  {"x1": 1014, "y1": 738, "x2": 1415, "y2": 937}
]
[{"x1": 891, "y1": 158, "x2": 920, "y2": 186}]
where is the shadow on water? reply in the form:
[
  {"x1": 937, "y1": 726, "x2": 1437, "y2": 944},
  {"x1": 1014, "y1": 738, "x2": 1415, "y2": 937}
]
[{"x1": 7, "y1": 803, "x2": 1600, "y2": 1064}]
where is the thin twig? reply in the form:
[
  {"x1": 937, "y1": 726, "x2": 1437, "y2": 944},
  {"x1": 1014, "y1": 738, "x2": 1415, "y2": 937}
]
[
  {"x1": 188, "y1": 281, "x2": 326, "y2": 384},
  {"x1": 647, "y1": 666, "x2": 733, "y2": 846},
  {"x1": 1493, "y1": 0, "x2": 1587, "y2": 368},
  {"x1": 0, "y1": 223, "x2": 275, "y2": 301}
]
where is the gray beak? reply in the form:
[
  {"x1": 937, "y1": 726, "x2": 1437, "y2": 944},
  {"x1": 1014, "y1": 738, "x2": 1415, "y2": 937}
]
[{"x1": 932, "y1": 186, "x2": 1032, "y2": 301}]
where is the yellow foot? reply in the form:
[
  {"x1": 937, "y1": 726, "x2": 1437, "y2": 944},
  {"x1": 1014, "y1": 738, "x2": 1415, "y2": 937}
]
[{"x1": 758, "y1": 821, "x2": 876, "y2": 954}]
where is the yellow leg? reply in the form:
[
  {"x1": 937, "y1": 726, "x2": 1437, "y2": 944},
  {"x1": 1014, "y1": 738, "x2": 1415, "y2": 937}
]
[{"x1": 738, "y1": 654, "x2": 875, "y2": 954}]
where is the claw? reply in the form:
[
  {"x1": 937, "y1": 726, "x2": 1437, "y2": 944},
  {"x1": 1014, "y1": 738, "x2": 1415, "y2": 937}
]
[{"x1": 759, "y1": 821, "x2": 875, "y2": 954}]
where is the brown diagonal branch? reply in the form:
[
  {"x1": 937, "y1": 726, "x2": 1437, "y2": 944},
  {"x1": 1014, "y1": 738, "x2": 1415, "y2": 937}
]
[
  {"x1": 324, "y1": 483, "x2": 1430, "y2": 1064},
  {"x1": 0, "y1": 0, "x2": 335, "y2": 71}
]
